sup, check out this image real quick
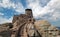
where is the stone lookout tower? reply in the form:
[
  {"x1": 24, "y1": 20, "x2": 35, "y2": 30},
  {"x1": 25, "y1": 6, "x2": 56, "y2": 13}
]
[
  {"x1": 25, "y1": 9, "x2": 33, "y2": 18},
  {"x1": 12, "y1": 9, "x2": 34, "y2": 24},
  {"x1": 11, "y1": 9, "x2": 41, "y2": 37}
]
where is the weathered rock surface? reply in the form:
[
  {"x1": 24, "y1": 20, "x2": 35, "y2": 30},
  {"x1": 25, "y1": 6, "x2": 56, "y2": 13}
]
[{"x1": 0, "y1": 9, "x2": 60, "y2": 37}]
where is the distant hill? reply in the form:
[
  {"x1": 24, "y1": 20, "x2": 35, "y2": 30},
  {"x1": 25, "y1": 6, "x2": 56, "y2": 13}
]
[
  {"x1": 57, "y1": 27, "x2": 60, "y2": 30},
  {"x1": 0, "y1": 23, "x2": 13, "y2": 29}
]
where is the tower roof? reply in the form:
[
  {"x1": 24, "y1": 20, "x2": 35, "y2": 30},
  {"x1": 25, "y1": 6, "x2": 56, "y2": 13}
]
[{"x1": 25, "y1": 9, "x2": 32, "y2": 11}]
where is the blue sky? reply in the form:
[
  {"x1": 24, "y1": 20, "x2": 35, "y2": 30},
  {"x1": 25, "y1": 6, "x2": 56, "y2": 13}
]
[{"x1": 0, "y1": 0, "x2": 60, "y2": 27}]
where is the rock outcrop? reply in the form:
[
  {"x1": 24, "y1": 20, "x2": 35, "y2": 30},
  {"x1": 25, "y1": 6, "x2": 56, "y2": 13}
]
[
  {"x1": 11, "y1": 9, "x2": 41, "y2": 37},
  {"x1": 0, "y1": 9, "x2": 60, "y2": 37}
]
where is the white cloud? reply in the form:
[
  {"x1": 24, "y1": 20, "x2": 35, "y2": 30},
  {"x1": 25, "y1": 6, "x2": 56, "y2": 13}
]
[
  {"x1": 14, "y1": 3, "x2": 25, "y2": 13},
  {"x1": 0, "y1": 0, "x2": 12, "y2": 8},
  {"x1": 0, "y1": 0, "x2": 25, "y2": 13},
  {"x1": 26, "y1": 0, "x2": 60, "y2": 21},
  {"x1": 26, "y1": 0, "x2": 43, "y2": 17},
  {"x1": 39, "y1": 0, "x2": 60, "y2": 15},
  {"x1": 0, "y1": 12, "x2": 4, "y2": 15},
  {"x1": 38, "y1": 0, "x2": 60, "y2": 21}
]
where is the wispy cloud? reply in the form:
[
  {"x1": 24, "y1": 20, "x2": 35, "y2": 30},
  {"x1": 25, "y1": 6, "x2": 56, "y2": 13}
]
[
  {"x1": 0, "y1": 0, "x2": 25, "y2": 13},
  {"x1": 0, "y1": 12, "x2": 4, "y2": 16},
  {"x1": 26, "y1": 0, "x2": 60, "y2": 21},
  {"x1": 26, "y1": 0, "x2": 43, "y2": 17},
  {"x1": 38, "y1": 0, "x2": 60, "y2": 21}
]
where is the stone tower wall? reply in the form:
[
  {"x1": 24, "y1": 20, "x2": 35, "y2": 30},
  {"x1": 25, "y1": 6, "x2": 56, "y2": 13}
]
[
  {"x1": 25, "y1": 9, "x2": 33, "y2": 18},
  {"x1": 12, "y1": 9, "x2": 33, "y2": 26}
]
